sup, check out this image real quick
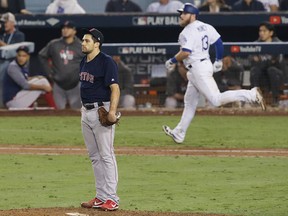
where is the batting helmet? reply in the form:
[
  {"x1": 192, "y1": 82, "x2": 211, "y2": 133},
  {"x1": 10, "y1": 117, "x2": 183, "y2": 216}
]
[{"x1": 177, "y1": 3, "x2": 199, "y2": 15}]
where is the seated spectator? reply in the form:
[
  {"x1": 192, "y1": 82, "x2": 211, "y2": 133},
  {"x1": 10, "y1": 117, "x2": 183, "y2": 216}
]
[
  {"x1": 2, "y1": 45, "x2": 55, "y2": 109},
  {"x1": 258, "y1": 0, "x2": 279, "y2": 12},
  {"x1": 146, "y1": 0, "x2": 184, "y2": 13},
  {"x1": 0, "y1": 0, "x2": 31, "y2": 14},
  {"x1": 198, "y1": 0, "x2": 231, "y2": 12},
  {"x1": 191, "y1": 0, "x2": 204, "y2": 8},
  {"x1": 279, "y1": 0, "x2": 288, "y2": 11},
  {"x1": 232, "y1": 0, "x2": 265, "y2": 11},
  {"x1": 213, "y1": 56, "x2": 243, "y2": 92},
  {"x1": 225, "y1": 0, "x2": 238, "y2": 6},
  {"x1": 250, "y1": 22, "x2": 284, "y2": 107},
  {"x1": 45, "y1": 0, "x2": 85, "y2": 14},
  {"x1": 165, "y1": 61, "x2": 188, "y2": 109},
  {"x1": 0, "y1": 12, "x2": 25, "y2": 108},
  {"x1": 112, "y1": 55, "x2": 136, "y2": 109},
  {"x1": 105, "y1": 0, "x2": 142, "y2": 12},
  {"x1": 38, "y1": 21, "x2": 83, "y2": 110},
  {"x1": 0, "y1": 12, "x2": 25, "y2": 47}
]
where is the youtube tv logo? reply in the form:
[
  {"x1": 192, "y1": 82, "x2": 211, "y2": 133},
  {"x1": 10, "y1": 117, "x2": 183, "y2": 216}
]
[
  {"x1": 230, "y1": 46, "x2": 240, "y2": 53},
  {"x1": 269, "y1": 16, "x2": 281, "y2": 24}
]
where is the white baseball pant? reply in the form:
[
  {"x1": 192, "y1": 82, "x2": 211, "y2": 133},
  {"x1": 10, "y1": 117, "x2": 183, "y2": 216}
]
[{"x1": 175, "y1": 59, "x2": 257, "y2": 135}]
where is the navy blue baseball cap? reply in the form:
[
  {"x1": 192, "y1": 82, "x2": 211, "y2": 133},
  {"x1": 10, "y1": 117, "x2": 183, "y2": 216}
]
[
  {"x1": 177, "y1": 3, "x2": 199, "y2": 15},
  {"x1": 82, "y1": 28, "x2": 104, "y2": 45},
  {"x1": 16, "y1": 45, "x2": 30, "y2": 54},
  {"x1": 61, "y1": 20, "x2": 76, "y2": 29}
]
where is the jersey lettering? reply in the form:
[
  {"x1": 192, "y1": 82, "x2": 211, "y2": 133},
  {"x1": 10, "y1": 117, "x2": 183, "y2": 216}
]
[
  {"x1": 79, "y1": 71, "x2": 94, "y2": 83},
  {"x1": 197, "y1": 25, "x2": 207, "y2": 32},
  {"x1": 202, "y1": 35, "x2": 209, "y2": 51}
]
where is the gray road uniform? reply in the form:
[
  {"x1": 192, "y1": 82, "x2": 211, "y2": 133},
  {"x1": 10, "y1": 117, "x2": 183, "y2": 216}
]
[{"x1": 39, "y1": 36, "x2": 84, "y2": 109}]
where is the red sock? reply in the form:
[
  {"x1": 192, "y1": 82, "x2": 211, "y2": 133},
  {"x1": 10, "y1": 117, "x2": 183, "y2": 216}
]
[{"x1": 44, "y1": 92, "x2": 57, "y2": 109}]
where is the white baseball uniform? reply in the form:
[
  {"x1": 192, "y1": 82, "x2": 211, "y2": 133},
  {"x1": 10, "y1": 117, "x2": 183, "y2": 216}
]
[{"x1": 171, "y1": 20, "x2": 259, "y2": 141}]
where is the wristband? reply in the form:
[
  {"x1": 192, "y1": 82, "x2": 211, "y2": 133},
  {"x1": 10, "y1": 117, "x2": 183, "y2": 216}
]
[{"x1": 170, "y1": 57, "x2": 177, "y2": 63}]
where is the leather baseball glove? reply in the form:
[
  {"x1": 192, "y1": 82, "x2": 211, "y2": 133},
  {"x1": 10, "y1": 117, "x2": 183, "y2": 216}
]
[{"x1": 98, "y1": 106, "x2": 121, "y2": 127}]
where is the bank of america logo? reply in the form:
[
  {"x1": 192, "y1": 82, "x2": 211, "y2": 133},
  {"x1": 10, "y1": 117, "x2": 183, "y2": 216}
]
[{"x1": 46, "y1": 18, "x2": 60, "y2": 26}]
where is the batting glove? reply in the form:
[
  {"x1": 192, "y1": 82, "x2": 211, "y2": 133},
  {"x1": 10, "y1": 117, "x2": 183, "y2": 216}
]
[
  {"x1": 213, "y1": 60, "x2": 223, "y2": 73},
  {"x1": 165, "y1": 57, "x2": 177, "y2": 72}
]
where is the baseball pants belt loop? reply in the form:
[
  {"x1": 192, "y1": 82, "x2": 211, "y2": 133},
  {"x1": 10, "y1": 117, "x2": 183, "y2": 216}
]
[
  {"x1": 83, "y1": 102, "x2": 104, "y2": 110},
  {"x1": 187, "y1": 58, "x2": 207, "y2": 69}
]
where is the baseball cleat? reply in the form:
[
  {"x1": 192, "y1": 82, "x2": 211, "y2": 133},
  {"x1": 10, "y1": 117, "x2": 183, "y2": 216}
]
[
  {"x1": 81, "y1": 197, "x2": 103, "y2": 209},
  {"x1": 100, "y1": 199, "x2": 119, "y2": 211},
  {"x1": 254, "y1": 87, "x2": 266, "y2": 111},
  {"x1": 162, "y1": 125, "x2": 184, "y2": 144},
  {"x1": 92, "y1": 197, "x2": 105, "y2": 209}
]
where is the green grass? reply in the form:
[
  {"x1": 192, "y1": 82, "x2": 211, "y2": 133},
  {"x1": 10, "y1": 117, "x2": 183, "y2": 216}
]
[
  {"x1": 0, "y1": 115, "x2": 287, "y2": 215},
  {"x1": 0, "y1": 116, "x2": 287, "y2": 148},
  {"x1": 0, "y1": 154, "x2": 287, "y2": 216}
]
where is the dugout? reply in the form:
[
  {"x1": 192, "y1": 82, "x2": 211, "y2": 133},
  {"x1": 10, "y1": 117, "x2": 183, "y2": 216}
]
[{"x1": 1, "y1": 12, "x2": 288, "y2": 108}]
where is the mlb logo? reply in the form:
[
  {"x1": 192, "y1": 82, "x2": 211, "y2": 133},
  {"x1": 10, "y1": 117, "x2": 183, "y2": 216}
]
[
  {"x1": 119, "y1": 47, "x2": 129, "y2": 54},
  {"x1": 269, "y1": 16, "x2": 281, "y2": 24},
  {"x1": 230, "y1": 46, "x2": 240, "y2": 53},
  {"x1": 132, "y1": 17, "x2": 147, "y2": 25}
]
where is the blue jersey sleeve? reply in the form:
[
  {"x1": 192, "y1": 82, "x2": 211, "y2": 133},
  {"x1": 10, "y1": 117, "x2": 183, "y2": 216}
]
[
  {"x1": 104, "y1": 58, "x2": 119, "y2": 87},
  {"x1": 212, "y1": 38, "x2": 224, "y2": 60}
]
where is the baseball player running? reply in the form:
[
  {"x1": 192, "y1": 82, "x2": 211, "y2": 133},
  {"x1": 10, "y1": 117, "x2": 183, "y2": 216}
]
[
  {"x1": 79, "y1": 28, "x2": 120, "y2": 211},
  {"x1": 163, "y1": 3, "x2": 266, "y2": 144}
]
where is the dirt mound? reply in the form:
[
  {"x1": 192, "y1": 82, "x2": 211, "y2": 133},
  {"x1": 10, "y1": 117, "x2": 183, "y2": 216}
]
[{"x1": 0, "y1": 207, "x2": 229, "y2": 216}]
